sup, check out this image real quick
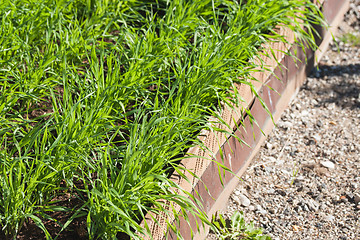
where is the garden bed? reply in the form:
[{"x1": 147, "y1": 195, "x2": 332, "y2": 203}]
[{"x1": 0, "y1": 0, "x2": 337, "y2": 239}]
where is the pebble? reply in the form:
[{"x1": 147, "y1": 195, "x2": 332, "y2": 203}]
[
  {"x1": 256, "y1": 205, "x2": 267, "y2": 215},
  {"x1": 307, "y1": 199, "x2": 320, "y2": 212},
  {"x1": 313, "y1": 134, "x2": 321, "y2": 142},
  {"x1": 265, "y1": 156, "x2": 276, "y2": 162},
  {"x1": 324, "y1": 215, "x2": 335, "y2": 222},
  {"x1": 234, "y1": 190, "x2": 241, "y2": 196},
  {"x1": 327, "y1": 102, "x2": 336, "y2": 110},
  {"x1": 276, "y1": 189, "x2": 286, "y2": 197},
  {"x1": 333, "y1": 195, "x2": 340, "y2": 202},
  {"x1": 281, "y1": 169, "x2": 291, "y2": 175},
  {"x1": 233, "y1": 194, "x2": 251, "y2": 207},
  {"x1": 265, "y1": 142, "x2": 273, "y2": 150},
  {"x1": 267, "y1": 189, "x2": 275, "y2": 194},
  {"x1": 301, "y1": 110, "x2": 309, "y2": 116},
  {"x1": 316, "y1": 120, "x2": 323, "y2": 128},
  {"x1": 278, "y1": 121, "x2": 292, "y2": 129},
  {"x1": 354, "y1": 193, "x2": 360, "y2": 205},
  {"x1": 320, "y1": 160, "x2": 335, "y2": 169}
]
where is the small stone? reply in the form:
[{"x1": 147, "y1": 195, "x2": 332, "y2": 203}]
[
  {"x1": 259, "y1": 209, "x2": 267, "y2": 215},
  {"x1": 281, "y1": 169, "x2": 291, "y2": 175},
  {"x1": 317, "y1": 183, "x2": 327, "y2": 192},
  {"x1": 267, "y1": 189, "x2": 275, "y2": 194},
  {"x1": 232, "y1": 195, "x2": 241, "y2": 205},
  {"x1": 265, "y1": 142, "x2": 273, "y2": 150},
  {"x1": 329, "y1": 121, "x2": 337, "y2": 125},
  {"x1": 276, "y1": 189, "x2": 287, "y2": 197},
  {"x1": 346, "y1": 192, "x2": 354, "y2": 199},
  {"x1": 320, "y1": 160, "x2": 335, "y2": 169},
  {"x1": 354, "y1": 193, "x2": 360, "y2": 205},
  {"x1": 307, "y1": 138, "x2": 316, "y2": 146},
  {"x1": 307, "y1": 199, "x2": 320, "y2": 212},
  {"x1": 327, "y1": 103, "x2": 336, "y2": 110},
  {"x1": 234, "y1": 194, "x2": 250, "y2": 207},
  {"x1": 292, "y1": 225, "x2": 302, "y2": 232},
  {"x1": 265, "y1": 156, "x2": 277, "y2": 162},
  {"x1": 301, "y1": 110, "x2": 309, "y2": 116},
  {"x1": 324, "y1": 215, "x2": 335, "y2": 222},
  {"x1": 265, "y1": 166, "x2": 274, "y2": 173},
  {"x1": 299, "y1": 201, "x2": 309, "y2": 211},
  {"x1": 313, "y1": 134, "x2": 321, "y2": 142},
  {"x1": 315, "y1": 222, "x2": 323, "y2": 228},
  {"x1": 256, "y1": 205, "x2": 267, "y2": 215},
  {"x1": 316, "y1": 120, "x2": 323, "y2": 128},
  {"x1": 320, "y1": 203, "x2": 327, "y2": 210},
  {"x1": 248, "y1": 205, "x2": 255, "y2": 211},
  {"x1": 295, "y1": 175, "x2": 305, "y2": 181},
  {"x1": 279, "y1": 121, "x2": 292, "y2": 129},
  {"x1": 332, "y1": 195, "x2": 340, "y2": 202}
]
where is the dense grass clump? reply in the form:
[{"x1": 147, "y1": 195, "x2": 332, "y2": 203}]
[{"x1": 0, "y1": 0, "x2": 323, "y2": 239}]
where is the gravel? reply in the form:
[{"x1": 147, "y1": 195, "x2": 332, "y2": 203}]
[{"x1": 208, "y1": 1, "x2": 360, "y2": 239}]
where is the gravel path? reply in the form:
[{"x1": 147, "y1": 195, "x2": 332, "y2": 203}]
[{"x1": 209, "y1": 2, "x2": 360, "y2": 240}]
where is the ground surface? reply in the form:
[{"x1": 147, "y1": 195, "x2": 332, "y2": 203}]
[{"x1": 208, "y1": 1, "x2": 360, "y2": 240}]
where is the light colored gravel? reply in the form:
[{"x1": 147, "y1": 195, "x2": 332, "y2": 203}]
[{"x1": 208, "y1": 1, "x2": 360, "y2": 239}]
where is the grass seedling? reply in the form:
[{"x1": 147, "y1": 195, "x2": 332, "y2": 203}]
[
  {"x1": 211, "y1": 211, "x2": 271, "y2": 240},
  {"x1": 340, "y1": 32, "x2": 360, "y2": 47}
]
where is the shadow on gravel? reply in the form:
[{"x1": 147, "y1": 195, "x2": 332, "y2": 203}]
[{"x1": 306, "y1": 63, "x2": 360, "y2": 109}]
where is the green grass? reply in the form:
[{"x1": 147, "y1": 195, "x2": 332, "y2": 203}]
[
  {"x1": 212, "y1": 211, "x2": 271, "y2": 240},
  {"x1": 340, "y1": 32, "x2": 360, "y2": 47},
  {"x1": 0, "y1": 0, "x2": 324, "y2": 239}
]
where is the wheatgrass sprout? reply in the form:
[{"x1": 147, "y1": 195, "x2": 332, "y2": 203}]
[{"x1": 0, "y1": 0, "x2": 325, "y2": 239}]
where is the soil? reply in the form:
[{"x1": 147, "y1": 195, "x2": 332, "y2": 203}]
[{"x1": 15, "y1": 187, "x2": 88, "y2": 240}]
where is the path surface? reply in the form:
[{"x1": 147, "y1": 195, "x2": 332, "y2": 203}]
[{"x1": 209, "y1": 1, "x2": 360, "y2": 239}]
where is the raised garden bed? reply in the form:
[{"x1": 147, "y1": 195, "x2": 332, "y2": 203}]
[{"x1": 0, "y1": 0, "x2": 347, "y2": 239}]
